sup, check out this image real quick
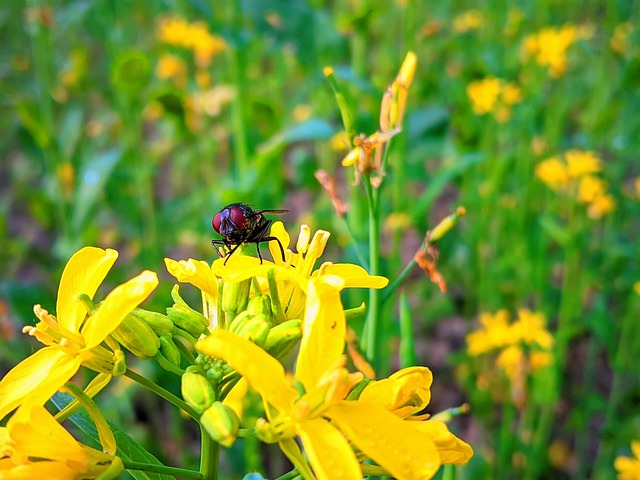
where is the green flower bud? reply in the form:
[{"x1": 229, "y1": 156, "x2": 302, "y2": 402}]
[
  {"x1": 247, "y1": 294, "x2": 273, "y2": 325},
  {"x1": 235, "y1": 314, "x2": 270, "y2": 347},
  {"x1": 263, "y1": 319, "x2": 302, "y2": 359},
  {"x1": 111, "y1": 312, "x2": 160, "y2": 359},
  {"x1": 221, "y1": 278, "x2": 251, "y2": 314},
  {"x1": 201, "y1": 402, "x2": 240, "y2": 447},
  {"x1": 158, "y1": 334, "x2": 181, "y2": 367},
  {"x1": 130, "y1": 308, "x2": 174, "y2": 336},
  {"x1": 228, "y1": 311, "x2": 252, "y2": 334},
  {"x1": 181, "y1": 369, "x2": 216, "y2": 414}
]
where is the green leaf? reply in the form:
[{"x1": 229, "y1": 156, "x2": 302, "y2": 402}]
[
  {"x1": 51, "y1": 393, "x2": 175, "y2": 480},
  {"x1": 538, "y1": 214, "x2": 570, "y2": 246}
]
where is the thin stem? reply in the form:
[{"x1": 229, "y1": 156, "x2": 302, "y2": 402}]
[
  {"x1": 274, "y1": 469, "x2": 300, "y2": 480},
  {"x1": 200, "y1": 426, "x2": 219, "y2": 480},
  {"x1": 364, "y1": 180, "x2": 381, "y2": 368},
  {"x1": 124, "y1": 368, "x2": 199, "y2": 420},
  {"x1": 123, "y1": 460, "x2": 204, "y2": 479},
  {"x1": 382, "y1": 258, "x2": 416, "y2": 304}
]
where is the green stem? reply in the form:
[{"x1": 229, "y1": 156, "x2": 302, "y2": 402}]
[
  {"x1": 274, "y1": 469, "x2": 300, "y2": 480},
  {"x1": 382, "y1": 258, "x2": 416, "y2": 304},
  {"x1": 124, "y1": 368, "x2": 199, "y2": 420},
  {"x1": 364, "y1": 180, "x2": 381, "y2": 368},
  {"x1": 200, "y1": 426, "x2": 219, "y2": 480},
  {"x1": 123, "y1": 460, "x2": 204, "y2": 479}
]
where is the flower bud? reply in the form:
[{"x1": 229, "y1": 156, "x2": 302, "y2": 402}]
[
  {"x1": 181, "y1": 367, "x2": 216, "y2": 414},
  {"x1": 130, "y1": 308, "x2": 174, "y2": 336},
  {"x1": 235, "y1": 314, "x2": 270, "y2": 347},
  {"x1": 201, "y1": 401, "x2": 240, "y2": 447},
  {"x1": 228, "y1": 311, "x2": 252, "y2": 334},
  {"x1": 222, "y1": 278, "x2": 251, "y2": 314},
  {"x1": 263, "y1": 319, "x2": 302, "y2": 359},
  {"x1": 158, "y1": 334, "x2": 181, "y2": 366},
  {"x1": 247, "y1": 294, "x2": 273, "y2": 325},
  {"x1": 111, "y1": 312, "x2": 160, "y2": 359}
]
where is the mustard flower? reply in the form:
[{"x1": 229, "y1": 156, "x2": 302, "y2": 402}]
[
  {"x1": 156, "y1": 16, "x2": 227, "y2": 67},
  {"x1": 0, "y1": 247, "x2": 158, "y2": 421},
  {"x1": 156, "y1": 53, "x2": 187, "y2": 88},
  {"x1": 615, "y1": 441, "x2": 640, "y2": 480},
  {"x1": 535, "y1": 157, "x2": 571, "y2": 190},
  {"x1": 466, "y1": 77, "x2": 522, "y2": 122},
  {"x1": 521, "y1": 24, "x2": 592, "y2": 77},
  {"x1": 0, "y1": 403, "x2": 123, "y2": 479},
  {"x1": 452, "y1": 10, "x2": 484, "y2": 33},
  {"x1": 197, "y1": 276, "x2": 471, "y2": 479}
]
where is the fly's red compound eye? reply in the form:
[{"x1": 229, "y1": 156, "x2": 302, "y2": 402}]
[
  {"x1": 229, "y1": 206, "x2": 247, "y2": 229},
  {"x1": 212, "y1": 212, "x2": 222, "y2": 233}
]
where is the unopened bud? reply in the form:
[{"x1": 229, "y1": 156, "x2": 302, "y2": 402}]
[
  {"x1": 158, "y1": 334, "x2": 181, "y2": 366},
  {"x1": 201, "y1": 401, "x2": 240, "y2": 447},
  {"x1": 228, "y1": 311, "x2": 252, "y2": 334},
  {"x1": 235, "y1": 314, "x2": 270, "y2": 347},
  {"x1": 130, "y1": 308, "x2": 174, "y2": 336},
  {"x1": 222, "y1": 279, "x2": 251, "y2": 314},
  {"x1": 111, "y1": 312, "x2": 160, "y2": 359},
  {"x1": 247, "y1": 295, "x2": 273, "y2": 324},
  {"x1": 182, "y1": 367, "x2": 216, "y2": 414},
  {"x1": 429, "y1": 206, "x2": 466, "y2": 243},
  {"x1": 263, "y1": 319, "x2": 302, "y2": 359}
]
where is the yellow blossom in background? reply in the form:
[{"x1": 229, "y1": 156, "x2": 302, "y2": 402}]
[
  {"x1": 330, "y1": 131, "x2": 350, "y2": 152},
  {"x1": 522, "y1": 24, "x2": 592, "y2": 77},
  {"x1": 156, "y1": 16, "x2": 227, "y2": 67},
  {"x1": 536, "y1": 150, "x2": 615, "y2": 219},
  {"x1": 611, "y1": 22, "x2": 633, "y2": 54},
  {"x1": 197, "y1": 276, "x2": 472, "y2": 479},
  {"x1": 453, "y1": 9, "x2": 484, "y2": 33},
  {"x1": 504, "y1": 8, "x2": 524, "y2": 37},
  {"x1": 156, "y1": 54, "x2": 187, "y2": 88},
  {"x1": 466, "y1": 77, "x2": 522, "y2": 122},
  {"x1": 0, "y1": 403, "x2": 123, "y2": 478},
  {"x1": 0, "y1": 247, "x2": 158, "y2": 421},
  {"x1": 466, "y1": 309, "x2": 554, "y2": 384},
  {"x1": 615, "y1": 441, "x2": 640, "y2": 480}
]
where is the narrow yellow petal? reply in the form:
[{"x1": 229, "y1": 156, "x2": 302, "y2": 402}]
[
  {"x1": 0, "y1": 348, "x2": 80, "y2": 421},
  {"x1": 279, "y1": 438, "x2": 316, "y2": 480},
  {"x1": 268, "y1": 221, "x2": 291, "y2": 264},
  {"x1": 165, "y1": 258, "x2": 219, "y2": 300},
  {"x1": 327, "y1": 402, "x2": 441, "y2": 480},
  {"x1": 81, "y1": 270, "x2": 158, "y2": 349},
  {"x1": 317, "y1": 263, "x2": 389, "y2": 289},
  {"x1": 296, "y1": 276, "x2": 346, "y2": 391},
  {"x1": 196, "y1": 329, "x2": 297, "y2": 412},
  {"x1": 57, "y1": 247, "x2": 118, "y2": 333},
  {"x1": 412, "y1": 420, "x2": 473, "y2": 465},
  {"x1": 299, "y1": 418, "x2": 362, "y2": 480}
]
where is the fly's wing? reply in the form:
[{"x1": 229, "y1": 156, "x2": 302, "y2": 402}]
[{"x1": 255, "y1": 209, "x2": 288, "y2": 215}]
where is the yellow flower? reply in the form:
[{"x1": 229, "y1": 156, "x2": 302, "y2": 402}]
[
  {"x1": 466, "y1": 77, "x2": 522, "y2": 122},
  {"x1": 197, "y1": 276, "x2": 470, "y2": 479},
  {"x1": 210, "y1": 222, "x2": 388, "y2": 320},
  {"x1": 466, "y1": 310, "x2": 512, "y2": 356},
  {"x1": 615, "y1": 441, "x2": 640, "y2": 480},
  {"x1": 0, "y1": 402, "x2": 123, "y2": 479},
  {"x1": 522, "y1": 25, "x2": 591, "y2": 77},
  {"x1": 535, "y1": 156, "x2": 571, "y2": 190},
  {"x1": 587, "y1": 193, "x2": 616, "y2": 219},
  {"x1": 156, "y1": 16, "x2": 227, "y2": 67},
  {"x1": 578, "y1": 175, "x2": 607, "y2": 203},
  {"x1": 0, "y1": 247, "x2": 158, "y2": 421},
  {"x1": 565, "y1": 149, "x2": 602, "y2": 177},
  {"x1": 156, "y1": 54, "x2": 187, "y2": 88},
  {"x1": 511, "y1": 308, "x2": 553, "y2": 349},
  {"x1": 452, "y1": 10, "x2": 484, "y2": 33}
]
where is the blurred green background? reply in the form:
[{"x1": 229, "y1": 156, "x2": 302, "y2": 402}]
[{"x1": 1, "y1": 0, "x2": 639, "y2": 478}]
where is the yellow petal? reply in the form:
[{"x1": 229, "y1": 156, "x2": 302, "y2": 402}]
[
  {"x1": 0, "y1": 348, "x2": 80, "y2": 421},
  {"x1": 222, "y1": 377, "x2": 249, "y2": 419},
  {"x1": 57, "y1": 247, "x2": 118, "y2": 333},
  {"x1": 296, "y1": 276, "x2": 346, "y2": 391},
  {"x1": 632, "y1": 440, "x2": 640, "y2": 459},
  {"x1": 268, "y1": 221, "x2": 291, "y2": 264},
  {"x1": 165, "y1": 258, "x2": 219, "y2": 301},
  {"x1": 81, "y1": 270, "x2": 158, "y2": 349},
  {"x1": 298, "y1": 418, "x2": 361, "y2": 480},
  {"x1": 196, "y1": 329, "x2": 297, "y2": 412},
  {"x1": 327, "y1": 402, "x2": 441, "y2": 480},
  {"x1": 316, "y1": 263, "x2": 389, "y2": 289},
  {"x1": 412, "y1": 420, "x2": 473, "y2": 465},
  {"x1": 359, "y1": 366, "x2": 433, "y2": 417}
]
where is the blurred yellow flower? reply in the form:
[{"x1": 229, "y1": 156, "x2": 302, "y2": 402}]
[
  {"x1": 615, "y1": 441, "x2": 640, "y2": 480},
  {"x1": 453, "y1": 10, "x2": 484, "y2": 33},
  {"x1": 578, "y1": 175, "x2": 607, "y2": 203},
  {"x1": 587, "y1": 193, "x2": 616, "y2": 219},
  {"x1": 466, "y1": 77, "x2": 522, "y2": 122},
  {"x1": 466, "y1": 310, "x2": 512, "y2": 356},
  {"x1": 535, "y1": 157, "x2": 570, "y2": 190},
  {"x1": 0, "y1": 247, "x2": 158, "y2": 421},
  {"x1": 522, "y1": 24, "x2": 592, "y2": 77},
  {"x1": 0, "y1": 403, "x2": 123, "y2": 478},
  {"x1": 611, "y1": 22, "x2": 633, "y2": 54},
  {"x1": 187, "y1": 85, "x2": 236, "y2": 117},
  {"x1": 156, "y1": 16, "x2": 227, "y2": 67},
  {"x1": 156, "y1": 54, "x2": 187, "y2": 87},
  {"x1": 565, "y1": 149, "x2": 602, "y2": 177}
]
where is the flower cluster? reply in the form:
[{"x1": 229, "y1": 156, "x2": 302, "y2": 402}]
[
  {"x1": 466, "y1": 309, "x2": 554, "y2": 387},
  {"x1": 521, "y1": 24, "x2": 593, "y2": 77},
  {"x1": 156, "y1": 16, "x2": 227, "y2": 68},
  {"x1": 452, "y1": 10, "x2": 484, "y2": 34},
  {"x1": 535, "y1": 149, "x2": 616, "y2": 219},
  {"x1": 466, "y1": 77, "x2": 522, "y2": 122}
]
